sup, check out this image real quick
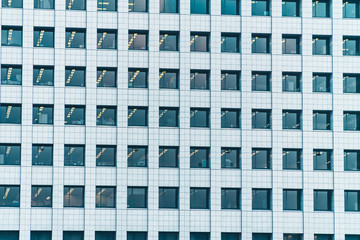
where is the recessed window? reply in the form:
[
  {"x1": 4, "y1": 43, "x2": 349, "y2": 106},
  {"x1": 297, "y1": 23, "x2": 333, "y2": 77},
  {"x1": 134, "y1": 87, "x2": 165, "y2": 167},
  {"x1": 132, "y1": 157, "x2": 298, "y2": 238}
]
[
  {"x1": 313, "y1": 149, "x2": 332, "y2": 170},
  {"x1": 222, "y1": 233, "x2": 241, "y2": 240},
  {"x1": 252, "y1": 0, "x2": 270, "y2": 16},
  {"x1": 96, "y1": 106, "x2": 116, "y2": 126},
  {"x1": 66, "y1": 28, "x2": 86, "y2": 48},
  {"x1": 96, "y1": 145, "x2": 116, "y2": 166},
  {"x1": 97, "y1": 67, "x2": 116, "y2": 87},
  {"x1": 314, "y1": 235, "x2": 333, "y2": 240},
  {"x1": 159, "y1": 107, "x2": 178, "y2": 127},
  {"x1": 64, "y1": 145, "x2": 85, "y2": 166},
  {"x1": 221, "y1": 109, "x2": 241, "y2": 128},
  {"x1": 33, "y1": 27, "x2": 54, "y2": 48},
  {"x1": 0, "y1": 104, "x2": 21, "y2": 124},
  {"x1": 313, "y1": 73, "x2": 332, "y2": 92},
  {"x1": 344, "y1": 74, "x2": 360, "y2": 93},
  {"x1": 252, "y1": 34, "x2": 271, "y2": 53},
  {"x1": 190, "y1": 108, "x2": 210, "y2": 127},
  {"x1": 284, "y1": 234, "x2": 303, "y2": 240},
  {"x1": 159, "y1": 69, "x2": 178, "y2": 89},
  {"x1": 128, "y1": 68, "x2": 147, "y2": 88},
  {"x1": 313, "y1": 35, "x2": 331, "y2": 55},
  {"x1": 221, "y1": 71, "x2": 240, "y2": 90},
  {"x1": 66, "y1": 0, "x2": 86, "y2": 10},
  {"x1": 190, "y1": 147, "x2": 210, "y2": 168},
  {"x1": 159, "y1": 146, "x2": 178, "y2": 168},
  {"x1": 283, "y1": 110, "x2": 301, "y2": 129},
  {"x1": 346, "y1": 236, "x2": 360, "y2": 240},
  {"x1": 0, "y1": 232, "x2": 18, "y2": 240},
  {"x1": 190, "y1": 70, "x2": 209, "y2": 90},
  {"x1": 252, "y1": 109, "x2": 271, "y2": 129},
  {"x1": 34, "y1": 0, "x2": 53, "y2": 8},
  {"x1": 0, "y1": 144, "x2": 21, "y2": 165},
  {"x1": 1, "y1": 65, "x2": 22, "y2": 85},
  {"x1": 344, "y1": 150, "x2": 360, "y2": 171},
  {"x1": 345, "y1": 190, "x2": 360, "y2": 211},
  {"x1": 127, "y1": 187, "x2": 147, "y2": 208},
  {"x1": 159, "y1": 31, "x2": 179, "y2": 51},
  {"x1": 190, "y1": 32, "x2": 210, "y2": 52},
  {"x1": 97, "y1": 29, "x2": 117, "y2": 49},
  {"x1": 32, "y1": 144, "x2": 53, "y2": 166},
  {"x1": 128, "y1": 107, "x2": 148, "y2": 126},
  {"x1": 97, "y1": 0, "x2": 117, "y2": 11},
  {"x1": 344, "y1": 111, "x2": 360, "y2": 131},
  {"x1": 283, "y1": 189, "x2": 302, "y2": 210},
  {"x1": 64, "y1": 186, "x2": 84, "y2": 207},
  {"x1": 160, "y1": 0, "x2": 178, "y2": 13},
  {"x1": 283, "y1": 149, "x2": 302, "y2": 170},
  {"x1": 282, "y1": 72, "x2": 301, "y2": 92},
  {"x1": 314, "y1": 190, "x2": 333, "y2": 211},
  {"x1": 159, "y1": 232, "x2": 179, "y2": 240},
  {"x1": 31, "y1": 186, "x2": 52, "y2": 207},
  {"x1": 221, "y1": 33, "x2": 240, "y2": 53},
  {"x1": 128, "y1": 146, "x2": 147, "y2": 167},
  {"x1": 95, "y1": 231, "x2": 116, "y2": 240},
  {"x1": 313, "y1": 110, "x2": 332, "y2": 130},
  {"x1": 128, "y1": 30, "x2": 148, "y2": 50},
  {"x1": 191, "y1": 0, "x2": 209, "y2": 14},
  {"x1": 65, "y1": 67, "x2": 85, "y2": 87},
  {"x1": 128, "y1": 0, "x2": 147, "y2": 12},
  {"x1": 33, "y1": 66, "x2": 54, "y2": 86},
  {"x1": 159, "y1": 187, "x2": 178, "y2": 208},
  {"x1": 64, "y1": 105, "x2": 85, "y2": 125},
  {"x1": 33, "y1": 104, "x2": 53, "y2": 124},
  {"x1": 190, "y1": 188, "x2": 210, "y2": 209},
  {"x1": 282, "y1": 34, "x2": 301, "y2": 54},
  {"x1": 344, "y1": 36, "x2": 360, "y2": 55},
  {"x1": 343, "y1": 0, "x2": 360, "y2": 18},
  {"x1": 63, "y1": 232, "x2": 83, "y2": 240},
  {"x1": 96, "y1": 186, "x2": 116, "y2": 208},
  {"x1": 1, "y1": 26, "x2": 22, "y2": 46},
  {"x1": 252, "y1": 71, "x2": 271, "y2": 91},
  {"x1": 252, "y1": 188, "x2": 271, "y2": 210},
  {"x1": 31, "y1": 231, "x2": 52, "y2": 240},
  {"x1": 252, "y1": 148, "x2": 271, "y2": 169},
  {"x1": 127, "y1": 232, "x2": 147, "y2": 240},
  {"x1": 221, "y1": 188, "x2": 240, "y2": 209},
  {"x1": 190, "y1": 233, "x2": 210, "y2": 240},
  {"x1": 282, "y1": 0, "x2": 300, "y2": 16},
  {"x1": 221, "y1": 148, "x2": 240, "y2": 169},
  {"x1": 312, "y1": 0, "x2": 330, "y2": 17},
  {"x1": 2, "y1": 0, "x2": 22, "y2": 8},
  {"x1": 221, "y1": 0, "x2": 240, "y2": 15},
  {"x1": 0, "y1": 186, "x2": 20, "y2": 207}
]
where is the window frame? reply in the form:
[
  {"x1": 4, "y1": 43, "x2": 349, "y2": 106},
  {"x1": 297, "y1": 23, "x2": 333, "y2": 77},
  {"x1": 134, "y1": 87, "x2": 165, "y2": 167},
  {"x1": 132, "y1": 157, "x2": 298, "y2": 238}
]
[
  {"x1": 97, "y1": 29, "x2": 117, "y2": 50},
  {"x1": 33, "y1": 27, "x2": 54, "y2": 48},
  {"x1": 128, "y1": 30, "x2": 148, "y2": 50},
  {"x1": 282, "y1": 110, "x2": 302, "y2": 130},
  {"x1": 32, "y1": 104, "x2": 54, "y2": 125},
  {"x1": 313, "y1": 149, "x2": 333, "y2": 171},
  {"x1": 64, "y1": 144, "x2": 85, "y2": 166},
  {"x1": 65, "y1": 28, "x2": 86, "y2": 49},
  {"x1": 95, "y1": 186, "x2": 116, "y2": 208},
  {"x1": 127, "y1": 187, "x2": 148, "y2": 208},
  {"x1": 313, "y1": 110, "x2": 332, "y2": 130},
  {"x1": 0, "y1": 185, "x2": 20, "y2": 207},
  {"x1": 64, "y1": 105, "x2": 86, "y2": 125},
  {"x1": 190, "y1": 32, "x2": 210, "y2": 52},
  {"x1": 96, "y1": 145, "x2": 116, "y2": 167},
  {"x1": 63, "y1": 186, "x2": 85, "y2": 208},
  {"x1": 65, "y1": 66, "x2": 86, "y2": 87},
  {"x1": 31, "y1": 185, "x2": 52, "y2": 207},
  {"x1": 0, "y1": 104, "x2": 22, "y2": 124},
  {"x1": 1, "y1": 64, "x2": 22, "y2": 85},
  {"x1": 252, "y1": 34, "x2": 271, "y2": 53},
  {"x1": 128, "y1": 107, "x2": 148, "y2": 127},
  {"x1": 159, "y1": 31, "x2": 179, "y2": 51},
  {"x1": 252, "y1": 109, "x2": 271, "y2": 129},
  {"x1": 314, "y1": 189, "x2": 333, "y2": 211},
  {"x1": 190, "y1": 108, "x2": 210, "y2": 128},
  {"x1": 221, "y1": 33, "x2": 241, "y2": 53},
  {"x1": 282, "y1": 72, "x2": 301, "y2": 92},
  {"x1": 1, "y1": 26, "x2": 22, "y2": 47}
]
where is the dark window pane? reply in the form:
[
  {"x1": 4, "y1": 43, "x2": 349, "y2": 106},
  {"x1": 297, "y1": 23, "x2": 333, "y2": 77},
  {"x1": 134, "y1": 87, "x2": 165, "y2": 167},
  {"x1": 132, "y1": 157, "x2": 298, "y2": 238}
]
[
  {"x1": 34, "y1": 28, "x2": 54, "y2": 48},
  {"x1": 128, "y1": 69, "x2": 147, "y2": 88},
  {"x1": 283, "y1": 110, "x2": 301, "y2": 129},
  {"x1": 0, "y1": 186, "x2": 20, "y2": 207},
  {"x1": 127, "y1": 232, "x2": 147, "y2": 240},
  {"x1": 283, "y1": 149, "x2": 301, "y2": 170},
  {"x1": 64, "y1": 186, "x2": 84, "y2": 207},
  {"x1": 64, "y1": 145, "x2": 85, "y2": 166},
  {"x1": 127, "y1": 187, "x2": 147, "y2": 208},
  {"x1": 0, "y1": 104, "x2": 21, "y2": 124},
  {"x1": 313, "y1": 0, "x2": 330, "y2": 17},
  {"x1": 32, "y1": 145, "x2": 53, "y2": 166},
  {"x1": 190, "y1": 233, "x2": 210, "y2": 240},
  {"x1": 66, "y1": 0, "x2": 86, "y2": 10},
  {"x1": 252, "y1": 148, "x2": 271, "y2": 169},
  {"x1": 159, "y1": 147, "x2": 178, "y2": 167},
  {"x1": 96, "y1": 145, "x2": 116, "y2": 166},
  {"x1": 221, "y1": 109, "x2": 240, "y2": 128},
  {"x1": 190, "y1": 147, "x2": 209, "y2": 168},
  {"x1": 284, "y1": 234, "x2": 302, "y2": 240},
  {"x1": 2, "y1": 0, "x2": 22, "y2": 8},
  {"x1": 345, "y1": 191, "x2": 360, "y2": 211},
  {"x1": 96, "y1": 106, "x2": 116, "y2": 126},
  {"x1": 221, "y1": 148, "x2": 240, "y2": 169},
  {"x1": 190, "y1": 70, "x2": 209, "y2": 89},
  {"x1": 128, "y1": 107, "x2": 148, "y2": 126},
  {"x1": 159, "y1": 69, "x2": 178, "y2": 89},
  {"x1": 282, "y1": 0, "x2": 300, "y2": 16},
  {"x1": 66, "y1": 29, "x2": 86, "y2": 48},
  {"x1": 159, "y1": 108, "x2": 178, "y2": 127},
  {"x1": 252, "y1": 0, "x2": 270, "y2": 15},
  {"x1": 31, "y1": 186, "x2": 52, "y2": 207},
  {"x1": 128, "y1": 31, "x2": 148, "y2": 50},
  {"x1": 283, "y1": 73, "x2": 301, "y2": 92},
  {"x1": 33, "y1": 66, "x2": 54, "y2": 86},
  {"x1": 33, "y1": 105, "x2": 53, "y2": 124},
  {"x1": 190, "y1": 108, "x2": 210, "y2": 127},
  {"x1": 0, "y1": 144, "x2": 21, "y2": 165},
  {"x1": 160, "y1": 32, "x2": 178, "y2": 51},
  {"x1": 314, "y1": 190, "x2": 332, "y2": 211},
  {"x1": 221, "y1": 188, "x2": 240, "y2": 209},
  {"x1": 190, "y1": 0, "x2": 209, "y2": 14},
  {"x1": 159, "y1": 187, "x2": 178, "y2": 208},
  {"x1": 253, "y1": 234, "x2": 272, "y2": 240},
  {"x1": 344, "y1": 150, "x2": 360, "y2": 171},
  {"x1": 34, "y1": 0, "x2": 53, "y2": 8},
  {"x1": 97, "y1": 30, "x2": 117, "y2": 49},
  {"x1": 344, "y1": 74, "x2": 360, "y2": 93},
  {"x1": 314, "y1": 235, "x2": 333, "y2": 240},
  {"x1": 63, "y1": 232, "x2": 84, "y2": 240},
  {"x1": 128, "y1": 0, "x2": 147, "y2": 12},
  {"x1": 95, "y1": 232, "x2": 116, "y2": 240},
  {"x1": 313, "y1": 111, "x2": 331, "y2": 130},
  {"x1": 96, "y1": 186, "x2": 115, "y2": 208},
  {"x1": 221, "y1": 71, "x2": 240, "y2": 90},
  {"x1": 344, "y1": 112, "x2": 360, "y2": 131},
  {"x1": 97, "y1": 0, "x2": 117, "y2": 11},
  {"x1": 0, "y1": 231, "x2": 19, "y2": 240},
  {"x1": 160, "y1": 0, "x2": 178, "y2": 13},
  {"x1": 159, "y1": 232, "x2": 179, "y2": 240},
  {"x1": 313, "y1": 150, "x2": 332, "y2": 170},
  {"x1": 190, "y1": 33, "x2": 209, "y2": 52},
  {"x1": 190, "y1": 188, "x2": 209, "y2": 209},
  {"x1": 65, "y1": 105, "x2": 85, "y2": 125},
  {"x1": 252, "y1": 72, "x2": 270, "y2": 91},
  {"x1": 252, "y1": 189, "x2": 271, "y2": 210},
  {"x1": 66, "y1": 67, "x2": 85, "y2": 87},
  {"x1": 128, "y1": 146, "x2": 147, "y2": 167},
  {"x1": 252, "y1": 109, "x2": 271, "y2": 129},
  {"x1": 222, "y1": 233, "x2": 241, "y2": 240},
  {"x1": 97, "y1": 68, "x2": 116, "y2": 87},
  {"x1": 31, "y1": 231, "x2": 51, "y2": 240},
  {"x1": 1, "y1": 27, "x2": 22, "y2": 46},
  {"x1": 221, "y1": 0, "x2": 240, "y2": 15},
  {"x1": 283, "y1": 189, "x2": 302, "y2": 210},
  {"x1": 1, "y1": 65, "x2": 22, "y2": 85},
  {"x1": 221, "y1": 34, "x2": 240, "y2": 53}
]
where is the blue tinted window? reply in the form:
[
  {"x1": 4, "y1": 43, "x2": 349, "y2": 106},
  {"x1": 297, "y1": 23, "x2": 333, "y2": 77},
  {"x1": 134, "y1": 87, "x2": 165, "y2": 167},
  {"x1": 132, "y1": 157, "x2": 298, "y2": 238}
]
[
  {"x1": 2, "y1": 0, "x2": 22, "y2": 8},
  {"x1": 160, "y1": 0, "x2": 178, "y2": 13},
  {"x1": 252, "y1": 0, "x2": 270, "y2": 16},
  {"x1": 1, "y1": 27, "x2": 22, "y2": 46},
  {"x1": 34, "y1": 27, "x2": 54, "y2": 48},
  {"x1": 221, "y1": 0, "x2": 240, "y2": 15},
  {"x1": 191, "y1": 0, "x2": 209, "y2": 14},
  {"x1": 34, "y1": 0, "x2": 53, "y2": 9},
  {"x1": 1, "y1": 65, "x2": 22, "y2": 85}
]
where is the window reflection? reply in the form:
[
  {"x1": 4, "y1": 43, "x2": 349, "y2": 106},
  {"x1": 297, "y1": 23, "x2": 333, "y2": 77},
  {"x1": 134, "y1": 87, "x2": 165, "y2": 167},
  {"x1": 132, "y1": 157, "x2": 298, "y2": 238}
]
[
  {"x1": 97, "y1": 29, "x2": 117, "y2": 49},
  {"x1": 283, "y1": 149, "x2": 302, "y2": 170},
  {"x1": 221, "y1": 71, "x2": 240, "y2": 90},
  {"x1": 159, "y1": 187, "x2": 178, "y2": 208},
  {"x1": 252, "y1": 72, "x2": 270, "y2": 91},
  {"x1": 282, "y1": 0, "x2": 300, "y2": 16},
  {"x1": 1, "y1": 65, "x2": 22, "y2": 85},
  {"x1": 221, "y1": 0, "x2": 240, "y2": 15},
  {"x1": 128, "y1": 107, "x2": 148, "y2": 126},
  {"x1": 2, "y1": 0, "x2": 22, "y2": 8},
  {"x1": 66, "y1": 0, "x2": 86, "y2": 10},
  {"x1": 190, "y1": 32, "x2": 209, "y2": 52},
  {"x1": 313, "y1": 149, "x2": 332, "y2": 170},
  {"x1": 313, "y1": 0, "x2": 330, "y2": 17},
  {"x1": 32, "y1": 144, "x2": 53, "y2": 166},
  {"x1": 0, "y1": 144, "x2": 21, "y2": 165},
  {"x1": 313, "y1": 110, "x2": 332, "y2": 130},
  {"x1": 190, "y1": 147, "x2": 209, "y2": 168},
  {"x1": 96, "y1": 186, "x2": 115, "y2": 208},
  {"x1": 282, "y1": 110, "x2": 301, "y2": 129},
  {"x1": 221, "y1": 33, "x2": 240, "y2": 53},
  {"x1": 97, "y1": 0, "x2": 117, "y2": 11},
  {"x1": 344, "y1": 150, "x2": 360, "y2": 171},
  {"x1": 33, "y1": 66, "x2": 54, "y2": 86},
  {"x1": 344, "y1": 111, "x2": 360, "y2": 131},
  {"x1": 221, "y1": 148, "x2": 240, "y2": 168},
  {"x1": 190, "y1": 0, "x2": 209, "y2": 14},
  {"x1": 64, "y1": 105, "x2": 85, "y2": 125},
  {"x1": 96, "y1": 145, "x2": 116, "y2": 166},
  {"x1": 282, "y1": 35, "x2": 301, "y2": 54},
  {"x1": 252, "y1": 189, "x2": 271, "y2": 210},
  {"x1": 128, "y1": 31, "x2": 148, "y2": 50},
  {"x1": 190, "y1": 188, "x2": 209, "y2": 209},
  {"x1": 159, "y1": 108, "x2": 178, "y2": 127},
  {"x1": 159, "y1": 147, "x2": 178, "y2": 167},
  {"x1": 96, "y1": 106, "x2": 116, "y2": 126},
  {"x1": 252, "y1": 109, "x2": 271, "y2": 129},
  {"x1": 66, "y1": 28, "x2": 86, "y2": 48},
  {"x1": 64, "y1": 145, "x2": 85, "y2": 166},
  {"x1": 159, "y1": 69, "x2": 178, "y2": 89},
  {"x1": 128, "y1": 146, "x2": 147, "y2": 167},
  {"x1": 66, "y1": 67, "x2": 86, "y2": 87},
  {"x1": 344, "y1": 74, "x2": 360, "y2": 93},
  {"x1": 252, "y1": 34, "x2": 271, "y2": 53},
  {"x1": 221, "y1": 188, "x2": 240, "y2": 209},
  {"x1": 1, "y1": 26, "x2": 22, "y2": 47},
  {"x1": 0, "y1": 186, "x2": 20, "y2": 207},
  {"x1": 33, "y1": 105, "x2": 53, "y2": 124},
  {"x1": 128, "y1": 0, "x2": 147, "y2": 12},
  {"x1": 343, "y1": 0, "x2": 360, "y2": 18},
  {"x1": 252, "y1": 0, "x2": 270, "y2": 16},
  {"x1": 127, "y1": 187, "x2": 147, "y2": 208},
  {"x1": 343, "y1": 37, "x2": 360, "y2": 55},
  {"x1": 31, "y1": 186, "x2": 52, "y2": 207},
  {"x1": 221, "y1": 109, "x2": 240, "y2": 128},
  {"x1": 160, "y1": 0, "x2": 178, "y2": 13},
  {"x1": 0, "y1": 104, "x2": 21, "y2": 124},
  {"x1": 64, "y1": 186, "x2": 84, "y2": 207},
  {"x1": 190, "y1": 108, "x2": 210, "y2": 127},
  {"x1": 34, "y1": 27, "x2": 54, "y2": 47},
  {"x1": 314, "y1": 190, "x2": 332, "y2": 211},
  {"x1": 128, "y1": 68, "x2": 147, "y2": 88},
  {"x1": 252, "y1": 148, "x2": 271, "y2": 169},
  {"x1": 97, "y1": 68, "x2": 116, "y2": 87},
  {"x1": 345, "y1": 190, "x2": 360, "y2": 211},
  {"x1": 283, "y1": 189, "x2": 301, "y2": 210},
  {"x1": 282, "y1": 72, "x2": 301, "y2": 92},
  {"x1": 159, "y1": 32, "x2": 178, "y2": 51},
  {"x1": 313, "y1": 35, "x2": 331, "y2": 55},
  {"x1": 34, "y1": 0, "x2": 53, "y2": 8},
  {"x1": 190, "y1": 70, "x2": 209, "y2": 89}
]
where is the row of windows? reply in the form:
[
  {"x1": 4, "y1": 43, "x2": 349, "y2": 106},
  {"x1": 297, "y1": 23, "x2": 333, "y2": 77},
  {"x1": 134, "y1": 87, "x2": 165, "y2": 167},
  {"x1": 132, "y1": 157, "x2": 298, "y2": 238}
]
[{"x1": 2, "y1": 144, "x2": 360, "y2": 171}]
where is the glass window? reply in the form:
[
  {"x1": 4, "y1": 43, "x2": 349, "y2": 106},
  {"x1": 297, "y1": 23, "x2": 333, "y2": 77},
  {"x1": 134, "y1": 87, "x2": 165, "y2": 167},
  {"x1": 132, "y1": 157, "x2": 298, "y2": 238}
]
[
  {"x1": 221, "y1": 0, "x2": 240, "y2": 15},
  {"x1": 127, "y1": 232, "x2": 147, "y2": 240},
  {"x1": 221, "y1": 148, "x2": 240, "y2": 169},
  {"x1": 97, "y1": 67, "x2": 116, "y2": 87},
  {"x1": 31, "y1": 186, "x2": 52, "y2": 207},
  {"x1": 1, "y1": 26, "x2": 22, "y2": 47},
  {"x1": 32, "y1": 144, "x2": 53, "y2": 166},
  {"x1": 97, "y1": 0, "x2": 117, "y2": 11},
  {"x1": 0, "y1": 144, "x2": 20, "y2": 165},
  {"x1": 345, "y1": 190, "x2": 360, "y2": 211},
  {"x1": 190, "y1": 108, "x2": 210, "y2": 127},
  {"x1": 252, "y1": 71, "x2": 271, "y2": 91},
  {"x1": 159, "y1": 107, "x2": 178, "y2": 127},
  {"x1": 128, "y1": 146, "x2": 147, "y2": 167},
  {"x1": 159, "y1": 69, "x2": 178, "y2": 89},
  {"x1": 0, "y1": 104, "x2": 21, "y2": 124},
  {"x1": 96, "y1": 106, "x2": 116, "y2": 126},
  {"x1": 66, "y1": 0, "x2": 86, "y2": 10},
  {"x1": 252, "y1": 0, "x2": 270, "y2": 16},
  {"x1": 0, "y1": 186, "x2": 20, "y2": 207},
  {"x1": 252, "y1": 148, "x2": 271, "y2": 169},
  {"x1": 221, "y1": 109, "x2": 240, "y2": 128},
  {"x1": 128, "y1": 107, "x2": 148, "y2": 126},
  {"x1": 127, "y1": 187, "x2": 147, "y2": 208},
  {"x1": 64, "y1": 186, "x2": 84, "y2": 207},
  {"x1": 159, "y1": 187, "x2": 178, "y2": 208},
  {"x1": 1, "y1": 65, "x2": 22, "y2": 85},
  {"x1": 222, "y1": 233, "x2": 241, "y2": 240},
  {"x1": 128, "y1": 68, "x2": 147, "y2": 88},
  {"x1": 252, "y1": 109, "x2": 271, "y2": 129},
  {"x1": 252, "y1": 34, "x2": 271, "y2": 53},
  {"x1": 96, "y1": 186, "x2": 115, "y2": 208},
  {"x1": 343, "y1": 74, "x2": 360, "y2": 93},
  {"x1": 65, "y1": 67, "x2": 86, "y2": 87},
  {"x1": 252, "y1": 189, "x2": 271, "y2": 210},
  {"x1": 65, "y1": 105, "x2": 85, "y2": 125},
  {"x1": 313, "y1": 73, "x2": 331, "y2": 92},
  {"x1": 221, "y1": 33, "x2": 240, "y2": 53},
  {"x1": 190, "y1": 32, "x2": 209, "y2": 52},
  {"x1": 283, "y1": 110, "x2": 301, "y2": 129},
  {"x1": 190, "y1": 70, "x2": 209, "y2": 90},
  {"x1": 283, "y1": 72, "x2": 301, "y2": 92},
  {"x1": 313, "y1": 0, "x2": 330, "y2": 17},
  {"x1": 160, "y1": 0, "x2": 178, "y2": 13},
  {"x1": 314, "y1": 235, "x2": 333, "y2": 240},
  {"x1": 343, "y1": 0, "x2": 360, "y2": 18},
  {"x1": 34, "y1": 0, "x2": 53, "y2": 8},
  {"x1": 128, "y1": 0, "x2": 147, "y2": 12},
  {"x1": 33, "y1": 27, "x2": 54, "y2": 47},
  {"x1": 344, "y1": 36, "x2": 360, "y2": 56},
  {"x1": 344, "y1": 150, "x2": 360, "y2": 171},
  {"x1": 190, "y1": 188, "x2": 209, "y2": 209},
  {"x1": 313, "y1": 36, "x2": 331, "y2": 55},
  {"x1": 344, "y1": 111, "x2": 360, "y2": 131},
  {"x1": 190, "y1": 233, "x2": 210, "y2": 240},
  {"x1": 159, "y1": 147, "x2": 178, "y2": 168},
  {"x1": 346, "y1": 236, "x2": 360, "y2": 240},
  {"x1": 190, "y1": 147, "x2": 209, "y2": 168},
  {"x1": 0, "y1": 231, "x2": 19, "y2": 240},
  {"x1": 95, "y1": 232, "x2": 116, "y2": 240},
  {"x1": 128, "y1": 31, "x2": 148, "y2": 50},
  {"x1": 283, "y1": 149, "x2": 301, "y2": 170},
  {"x1": 97, "y1": 29, "x2": 117, "y2": 49},
  {"x1": 314, "y1": 190, "x2": 333, "y2": 211},
  {"x1": 96, "y1": 145, "x2": 116, "y2": 166},
  {"x1": 313, "y1": 149, "x2": 332, "y2": 170},
  {"x1": 2, "y1": 0, "x2": 22, "y2": 8},
  {"x1": 313, "y1": 111, "x2": 332, "y2": 130},
  {"x1": 282, "y1": 35, "x2": 301, "y2": 54},
  {"x1": 282, "y1": 0, "x2": 300, "y2": 16},
  {"x1": 159, "y1": 31, "x2": 178, "y2": 51},
  {"x1": 64, "y1": 145, "x2": 85, "y2": 166},
  {"x1": 221, "y1": 188, "x2": 240, "y2": 209},
  {"x1": 159, "y1": 232, "x2": 179, "y2": 240},
  {"x1": 253, "y1": 234, "x2": 273, "y2": 240},
  {"x1": 33, "y1": 105, "x2": 53, "y2": 125},
  {"x1": 33, "y1": 66, "x2": 54, "y2": 86},
  {"x1": 283, "y1": 189, "x2": 302, "y2": 210},
  {"x1": 66, "y1": 28, "x2": 86, "y2": 48},
  {"x1": 190, "y1": 0, "x2": 209, "y2": 14},
  {"x1": 31, "y1": 231, "x2": 51, "y2": 240},
  {"x1": 221, "y1": 71, "x2": 240, "y2": 90},
  {"x1": 284, "y1": 234, "x2": 302, "y2": 240},
  {"x1": 63, "y1": 232, "x2": 83, "y2": 240}
]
